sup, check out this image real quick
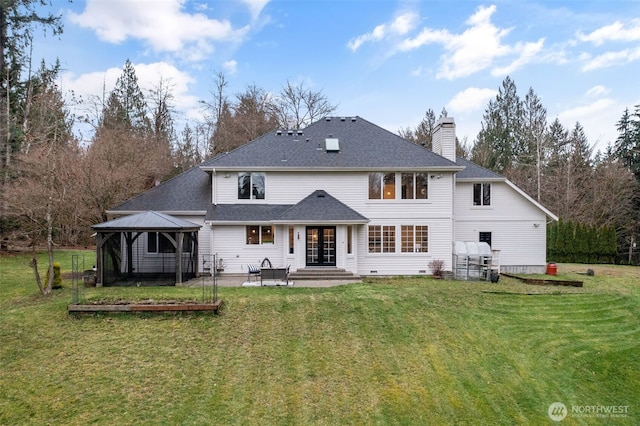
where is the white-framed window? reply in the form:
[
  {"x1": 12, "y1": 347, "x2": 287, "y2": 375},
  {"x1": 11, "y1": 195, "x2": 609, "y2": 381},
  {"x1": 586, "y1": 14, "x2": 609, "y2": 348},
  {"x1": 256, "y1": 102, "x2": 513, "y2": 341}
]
[
  {"x1": 473, "y1": 183, "x2": 491, "y2": 206},
  {"x1": 401, "y1": 173, "x2": 428, "y2": 199},
  {"x1": 246, "y1": 225, "x2": 274, "y2": 245},
  {"x1": 147, "y1": 232, "x2": 194, "y2": 254},
  {"x1": 238, "y1": 172, "x2": 265, "y2": 200},
  {"x1": 401, "y1": 225, "x2": 429, "y2": 253},
  {"x1": 368, "y1": 225, "x2": 395, "y2": 253},
  {"x1": 369, "y1": 172, "x2": 396, "y2": 199},
  {"x1": 147, "y1": 232, "x2": 175, "y2": 253},
  {"x1": 347, "y1": 225, "x2": 353, "y2": 255}
]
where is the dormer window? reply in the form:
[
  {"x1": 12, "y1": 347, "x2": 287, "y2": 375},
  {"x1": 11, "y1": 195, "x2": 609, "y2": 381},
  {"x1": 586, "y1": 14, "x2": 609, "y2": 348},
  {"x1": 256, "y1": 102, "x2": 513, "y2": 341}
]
[{"x1": 238, "y1": 172, "x2": 265, "y2": 200}]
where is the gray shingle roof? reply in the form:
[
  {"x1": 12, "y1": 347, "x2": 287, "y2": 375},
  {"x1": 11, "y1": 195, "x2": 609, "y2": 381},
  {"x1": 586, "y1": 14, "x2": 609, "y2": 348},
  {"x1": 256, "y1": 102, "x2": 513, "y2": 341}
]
[
  {"x1": 207, "y1": 190, "x2": 369, "y2": 224},
  {"x1": 455, "y1": 157, "x2": 504, "y2": 180},
  {"x1": 201, "y1": 116, "x2": 460, "y2": 170},
  {"x1": 207, "y1": 204, "x2": 292, "y2": 222},
  {"x1": 276, "y1": 190, "x2": 369, "y2": 223},
  {"x1": 108, "y1": 117, "x2": 501, "y2": 215},
  {"x1": 110, "y1": 165, "x2": 211, "y2": 213},
  {"x1": 93, "y1": 211, "x2": 201, "y2": 231}
]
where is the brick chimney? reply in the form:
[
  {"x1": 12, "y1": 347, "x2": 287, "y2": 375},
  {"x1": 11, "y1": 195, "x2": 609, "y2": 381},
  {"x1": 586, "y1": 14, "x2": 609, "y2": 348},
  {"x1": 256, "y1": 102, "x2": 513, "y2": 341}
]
[{"x1": 432, "y1": 117, "x2": 456, "y2": 162}]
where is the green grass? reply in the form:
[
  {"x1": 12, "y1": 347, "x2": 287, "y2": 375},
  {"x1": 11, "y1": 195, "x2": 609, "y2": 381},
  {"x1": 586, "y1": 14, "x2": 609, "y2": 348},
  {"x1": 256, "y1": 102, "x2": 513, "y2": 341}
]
[{"x1": 1, "y1": 253, "x2": 638, "y2": 425}]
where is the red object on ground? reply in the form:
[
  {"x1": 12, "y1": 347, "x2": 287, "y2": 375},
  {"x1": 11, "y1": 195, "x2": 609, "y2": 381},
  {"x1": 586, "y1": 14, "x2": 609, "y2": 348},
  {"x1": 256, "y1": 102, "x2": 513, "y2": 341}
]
[{"x1": 546, "y1": 263, "x2": 557, "y2": 276}]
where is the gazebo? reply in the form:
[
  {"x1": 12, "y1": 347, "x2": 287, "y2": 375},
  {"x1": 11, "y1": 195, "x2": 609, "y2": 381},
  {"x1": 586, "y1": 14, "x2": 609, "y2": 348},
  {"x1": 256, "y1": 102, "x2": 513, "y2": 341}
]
[{"x1": 92, "y1": 211, "x2": 201, "y2": 286}]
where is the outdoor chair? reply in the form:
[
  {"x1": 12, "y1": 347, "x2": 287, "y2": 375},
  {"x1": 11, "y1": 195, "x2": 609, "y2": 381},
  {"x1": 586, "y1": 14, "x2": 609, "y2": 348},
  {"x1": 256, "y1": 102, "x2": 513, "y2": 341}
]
[
  {"x1": 247, "y1": 264, "x2": 261, "y2": 282},
  {"x1": 260, "y1": 264, "x2": 290, "y2": 286}
]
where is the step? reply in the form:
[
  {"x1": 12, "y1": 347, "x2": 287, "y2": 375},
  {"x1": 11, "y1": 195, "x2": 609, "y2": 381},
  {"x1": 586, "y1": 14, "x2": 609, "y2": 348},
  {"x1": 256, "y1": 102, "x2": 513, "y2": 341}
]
[{"x1": 289, "y1": 268, "x2": 360, "y2": 281}]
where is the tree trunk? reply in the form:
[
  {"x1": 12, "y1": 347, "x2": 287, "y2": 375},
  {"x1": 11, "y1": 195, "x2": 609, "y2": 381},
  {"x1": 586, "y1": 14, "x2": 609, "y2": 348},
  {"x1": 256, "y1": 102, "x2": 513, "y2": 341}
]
[{"x1": 30, "y1": 255, "x2": 50, "y2": 295}]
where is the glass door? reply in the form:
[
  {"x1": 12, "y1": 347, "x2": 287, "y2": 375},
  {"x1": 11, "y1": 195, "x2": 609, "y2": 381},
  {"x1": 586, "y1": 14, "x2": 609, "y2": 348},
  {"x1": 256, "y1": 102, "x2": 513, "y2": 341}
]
[{"x1": 306, "y1": 226, "x2": 336, "y2": 266}]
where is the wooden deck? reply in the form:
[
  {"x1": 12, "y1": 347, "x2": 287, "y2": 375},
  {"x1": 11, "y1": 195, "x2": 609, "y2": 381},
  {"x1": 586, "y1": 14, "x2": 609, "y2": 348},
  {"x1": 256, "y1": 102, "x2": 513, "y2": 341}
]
[{"x1": 68, "y1": 299, "x2": 223, "y2": 314}]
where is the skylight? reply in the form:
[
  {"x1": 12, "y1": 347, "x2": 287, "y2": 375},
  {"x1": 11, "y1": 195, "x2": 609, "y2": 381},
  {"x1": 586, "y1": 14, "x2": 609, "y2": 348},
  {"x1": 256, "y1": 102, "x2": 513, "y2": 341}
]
[{"x1": 325, "y1": 138, "x2": 340, "y2": 152}]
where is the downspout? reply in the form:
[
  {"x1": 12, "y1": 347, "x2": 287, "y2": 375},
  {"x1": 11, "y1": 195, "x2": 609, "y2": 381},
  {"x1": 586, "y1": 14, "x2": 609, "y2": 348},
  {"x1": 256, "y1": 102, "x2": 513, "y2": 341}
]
[{"x1": 211, "y1": 168, "x2": 217, "y2": 206}]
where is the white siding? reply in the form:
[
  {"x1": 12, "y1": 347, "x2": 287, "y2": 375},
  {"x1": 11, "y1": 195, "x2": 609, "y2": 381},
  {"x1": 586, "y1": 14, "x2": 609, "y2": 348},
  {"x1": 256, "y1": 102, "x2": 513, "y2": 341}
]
[
  {"x1": 454, "y1": 181, "x2": 548, "y2": 271},
  {"x1": 211, "y1": 170, "x2": 456, "y2": 276}
]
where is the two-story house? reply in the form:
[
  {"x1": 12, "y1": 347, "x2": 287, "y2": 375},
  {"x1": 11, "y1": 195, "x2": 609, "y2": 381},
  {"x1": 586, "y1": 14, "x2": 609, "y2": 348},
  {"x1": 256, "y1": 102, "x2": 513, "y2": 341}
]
[{"x1": 95, "y1": 116, "x2": 557, "y2": 284}]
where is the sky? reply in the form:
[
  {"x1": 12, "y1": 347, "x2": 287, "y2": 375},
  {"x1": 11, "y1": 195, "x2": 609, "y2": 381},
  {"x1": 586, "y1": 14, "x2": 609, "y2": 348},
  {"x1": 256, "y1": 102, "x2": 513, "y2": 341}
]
[{"x1": 33, "y1": 0, "x2": 640, "y2": 153}]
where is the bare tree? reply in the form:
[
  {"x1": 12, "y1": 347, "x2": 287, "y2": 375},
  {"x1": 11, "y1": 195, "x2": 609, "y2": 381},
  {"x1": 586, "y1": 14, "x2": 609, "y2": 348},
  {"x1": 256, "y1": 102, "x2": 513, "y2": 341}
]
[
  {"x1": 272, "y1": 80, "x2": 338, "y2": 129},
  {"x1": 5, "y1": 65, "x2": 74, "y2": 294}
]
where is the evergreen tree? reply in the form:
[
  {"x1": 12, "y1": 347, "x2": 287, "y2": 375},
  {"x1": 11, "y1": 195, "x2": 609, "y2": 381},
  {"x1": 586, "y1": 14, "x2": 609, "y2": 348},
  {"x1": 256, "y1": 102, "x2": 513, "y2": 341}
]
[
  {"x1": 100, "y1": 59, "x2": 150, "y2": 134},
  {"x1": 399, "y1": 108, "x2": 437, "y2": 149},
  {"x1": 472, "y1": 76, "x2": 523, "y2": 174},
  {"x1": 614, "y1": 106, "x2": 640, "y2": 179}
]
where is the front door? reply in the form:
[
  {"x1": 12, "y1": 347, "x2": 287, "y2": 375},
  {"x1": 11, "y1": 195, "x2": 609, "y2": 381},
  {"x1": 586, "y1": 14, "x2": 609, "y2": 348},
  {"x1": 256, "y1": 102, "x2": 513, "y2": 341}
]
[{"x1": 306, "y1": 226, "x2": 336, "y2": 266}]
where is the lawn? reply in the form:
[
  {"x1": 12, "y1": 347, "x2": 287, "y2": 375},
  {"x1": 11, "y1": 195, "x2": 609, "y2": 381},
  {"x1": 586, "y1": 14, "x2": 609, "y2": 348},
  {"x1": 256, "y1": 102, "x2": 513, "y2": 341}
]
[{"x1": 1, "y1": 251, "x2": 638, "y2": 425}]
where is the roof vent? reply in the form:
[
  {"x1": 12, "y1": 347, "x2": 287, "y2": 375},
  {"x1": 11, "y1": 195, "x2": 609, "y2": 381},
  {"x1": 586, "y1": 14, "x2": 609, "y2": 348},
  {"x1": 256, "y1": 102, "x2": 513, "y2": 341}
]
[
  {"x1": 297, "y1": 130, "x2": 303, "y2": 135},
  {"x1": 276, "y1": 130, "x2": 282, "y2": 135},
  {"x1": 287, "y1": 130, "x2": 293, "y2": 136},
  {"x1": 340, "y1": 117, "x2": 346, "y2": 121},
  {"x1": 351, "y1": 117, "x2": 356, "y2": 122},
  {"x1": 325, "y1": 117, "x2": 331, "y2": 122},
  {"x1": 317, "y1": 192, "x2": 326, "y2": 198}
]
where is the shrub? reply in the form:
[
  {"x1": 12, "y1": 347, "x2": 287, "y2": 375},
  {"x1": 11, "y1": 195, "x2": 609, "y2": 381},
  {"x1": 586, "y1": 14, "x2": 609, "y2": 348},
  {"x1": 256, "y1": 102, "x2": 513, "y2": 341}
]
[
  {"x1": 428, "y1": 259, "x2": 445, "y2": 277},
  {"x1": 45, "y1": 262, "x2": 62, "y2": 289}
]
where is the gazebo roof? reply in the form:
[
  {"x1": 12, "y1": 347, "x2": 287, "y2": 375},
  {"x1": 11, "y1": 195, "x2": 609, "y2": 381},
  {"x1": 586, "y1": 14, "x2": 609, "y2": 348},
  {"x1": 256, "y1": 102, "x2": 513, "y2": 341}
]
[{"x1": 92, "y1": 211, "x2": 201, "y2": 232}]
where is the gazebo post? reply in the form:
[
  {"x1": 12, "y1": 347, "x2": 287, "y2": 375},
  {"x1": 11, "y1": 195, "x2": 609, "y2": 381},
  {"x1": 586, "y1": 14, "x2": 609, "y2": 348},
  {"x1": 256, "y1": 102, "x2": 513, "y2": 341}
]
[
  {"x1": 175, "y1": 232, "x2": 184, "y2": 285},
  {"x1": 96, "y1": 233, "x2": 104, "y2": 287}
]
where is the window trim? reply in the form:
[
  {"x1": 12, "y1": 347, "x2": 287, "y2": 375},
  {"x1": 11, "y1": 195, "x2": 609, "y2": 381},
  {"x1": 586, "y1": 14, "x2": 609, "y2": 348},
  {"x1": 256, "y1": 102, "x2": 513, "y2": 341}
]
[
  {"x1": 401, "y1": 172, "x2": 429, "y2": 200},
  {"x1": 368, "y1": 225, "x2": 396, "y2": 253},
  {"x1": 246, "y1": 225, "x2": 275, "y2": 245},
  {"x1": 238, "y1": 172, "x2": 266, "y2": 200},
  {"x1": 473, "y1": 183, "x2": 491, "y2": 206},
  {"x1": 401, "y1": 225, "x2": 429, "y2": 253},
  {"x1": 368, "y1": 172, "x2": 396, "y2": 200},
  {"x1": 146, "y1": 232, "x2": 179, "y2": 254}
]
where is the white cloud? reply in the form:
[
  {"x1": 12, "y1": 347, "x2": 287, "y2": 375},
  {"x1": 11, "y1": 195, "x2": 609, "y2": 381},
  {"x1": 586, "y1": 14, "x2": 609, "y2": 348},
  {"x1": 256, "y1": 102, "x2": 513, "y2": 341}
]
[
  {"x1": 577, "y1": 18, "x2": 640, "y2": 45},
  {"x1": 581, "y1": 46, "x2": 640, "y2": 71},
  {"x1": 239, "y1": 0, "x2": 270, "y2": 20},
  {"x1": 347, "y1": 11, "x2": 419, "y2": 51},
  {"x1": 491, "y1": 38, "x2": 545, "y2": 76},
  {"x1": 447, "y1": 87, "x2": 498, "y2": 114},
  {"x1": 223, "y1": 60, "x2": 238, "y2": 75},
  {"x1": 69, "y1": 0, "x2": 250, "y2": 61},
  {"x1": 396, "y1": 5, "x2": 546, "y2": 80},
  {"x1": 586, "y1": 85, "x2": 610, "y2": 97},
  {"x1": 558, "y1": 98, "x2": 619, "y2": 149}
]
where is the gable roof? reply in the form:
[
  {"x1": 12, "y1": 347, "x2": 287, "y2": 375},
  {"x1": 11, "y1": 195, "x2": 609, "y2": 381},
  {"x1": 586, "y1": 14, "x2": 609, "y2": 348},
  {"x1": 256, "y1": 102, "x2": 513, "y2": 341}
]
[
  {"x1": 201, "y1": 116, "x2": 462, "y2": 171},
  {"x1": 275, "y1": 190, "x2": 369, "y2": 224},
  {"x1": 92, "y1": 211, "x2": 201, "y2": 231},
  {"x1": 207, "y1": 190, "x2": 369, "y2": 224}
]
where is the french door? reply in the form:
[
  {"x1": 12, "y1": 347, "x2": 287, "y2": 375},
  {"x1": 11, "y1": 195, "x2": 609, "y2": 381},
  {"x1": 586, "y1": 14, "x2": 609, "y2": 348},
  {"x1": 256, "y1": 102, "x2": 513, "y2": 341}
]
[{"x1": 306, "y1": 226, "x2": 336, "y2": 266}]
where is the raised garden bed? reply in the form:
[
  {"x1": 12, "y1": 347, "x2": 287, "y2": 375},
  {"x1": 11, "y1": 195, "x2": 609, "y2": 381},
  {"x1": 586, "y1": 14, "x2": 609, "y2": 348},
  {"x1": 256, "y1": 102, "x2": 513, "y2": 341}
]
[
  {"x1": 68, "y1": 299, "x2": 223, "y2": 314},
  {"x1": 501, "y1": 273, "x2": 583, "y2": 287}
]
